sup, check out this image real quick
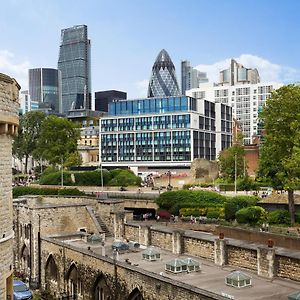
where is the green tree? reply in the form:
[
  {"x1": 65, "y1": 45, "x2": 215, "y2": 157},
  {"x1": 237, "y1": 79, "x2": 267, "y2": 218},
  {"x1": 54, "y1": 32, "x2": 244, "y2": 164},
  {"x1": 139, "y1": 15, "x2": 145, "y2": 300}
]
[
  {"x1": 218, "y1": 142, "x2": 245, "y2": 180},
  {"x1": 12, "y1": 111, "x2": 46, "y2": 173},
  {"x1": 36, "y1": 115, "x2": 80, "y2": 167},
  {"x1": 259, "y1": 85, "x2": 300, "y2": 225},
  {"x1": 64, "y1": 152, "x2": 82, "y2": 168}
]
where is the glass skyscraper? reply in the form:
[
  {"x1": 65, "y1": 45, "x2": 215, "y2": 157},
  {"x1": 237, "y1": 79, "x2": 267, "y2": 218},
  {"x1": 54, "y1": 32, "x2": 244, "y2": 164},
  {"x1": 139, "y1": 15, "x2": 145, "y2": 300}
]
[
  {"x1": 58, "y1": 25, "x2": 91, "y2": 114},
  {"x1": 148, "y1": 49, "x2": 180, "y2": 98},
  {"x1": 28, "y1": 68, "x2": 61, "y2": 113}
]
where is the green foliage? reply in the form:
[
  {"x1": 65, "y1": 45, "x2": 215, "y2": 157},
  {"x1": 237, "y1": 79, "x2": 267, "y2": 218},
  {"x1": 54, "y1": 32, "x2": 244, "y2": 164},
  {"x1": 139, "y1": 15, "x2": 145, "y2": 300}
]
[
  {"x1": 224, "y1": 195, "x2": 258, "y2": 221},
  {"x1": 235, "y1": 206, "x2": 266, "y2": 225},
  {"x1": 296, "y1": 213, "x2": 300, "y2": 224},
  {"x1": 36, "y1": 115, "x2": 80, "y2": 166},
  {"x1": 39, "y1": 171, "x2": 74, "y2": 185},
  {"x1": 179, "y1": 207, "x2": 207, "y2": 217},
  {"x1": 267, "y1": 210, "x2": 290, "y2": 225},
  {"x1": 64, "y1": 152, "x2": 82, "y2": 168},
  {"x1": 156, "y1": 190, "x2": 226, "y2": 215},
  {"x1": 206, "y1": 208, "x2": 222, "y2": 219},
  {"x1": 12, "y1": 111, "x2": 46, "y2": 173},
  {"x1": 74, "y1": 170, "x2": 111, "y2": 186},
  {"x1": 182, "y1": 182, "x2": 213, "y2": 190},
  {"x1": 259, "y1": 85, "x2": 300, "y2": 224},
  {"x1": 108, "y1": 169, "x2": 141, "y2": 187},
  {"x1": 237, "y1": 176, "x2": 258, "y2": 191},
  {"x1": 218, "y1": 143, "x2": 245, "y2": 180},
  {"x1": 13, "y1": 186, "x2": 84, "y2": 198}
]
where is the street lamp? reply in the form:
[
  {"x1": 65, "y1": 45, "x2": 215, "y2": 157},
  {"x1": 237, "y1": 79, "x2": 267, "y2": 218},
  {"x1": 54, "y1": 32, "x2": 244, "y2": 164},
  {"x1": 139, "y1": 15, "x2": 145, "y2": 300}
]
[
  {"x1": 61, "y1": 157, "x2": 64, "y2": 187},
  {"x1": 234, "y1": 154, "x2": 237, "y2": 195},
  {"x1": 167, "y1": 170, "x2": 172, "y2": 190}
]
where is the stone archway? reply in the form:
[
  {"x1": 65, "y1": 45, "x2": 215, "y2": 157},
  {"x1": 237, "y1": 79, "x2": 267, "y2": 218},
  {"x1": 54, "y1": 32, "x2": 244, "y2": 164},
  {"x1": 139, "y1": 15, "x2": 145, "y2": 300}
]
[
  {"x1": 92, "y1": 274, "x2": 112, "y2": 300},
  {"x1": 128, "y1": 287, "x2": 144, "y2": 300},
  {"x1": 45, "y1": 254, "x2": 59, "y2": 294},
  {"x1": 66, "y1": 263, "x2": 83, "y2": 299},
  {"x1": 20, "y1": 244, "x2": 29, "y2": 272}
]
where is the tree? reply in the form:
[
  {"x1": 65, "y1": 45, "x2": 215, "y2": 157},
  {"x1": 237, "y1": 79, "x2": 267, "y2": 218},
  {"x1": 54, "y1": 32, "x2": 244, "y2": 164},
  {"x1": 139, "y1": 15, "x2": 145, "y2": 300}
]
[
  {"x1": 258, "y1": 85, "x2": 300, "y2": 225},
  {"x1": 12, "y1": 111, "x2": 46, "y2": 173},
  {"x1": 64, "y1": 152, "x2": 82, "y2": 168},
  {"x1": 36, "y1": 116, "x2": 80, "y2": 167},
  {"x1": 218, "y1": 142, "x2": 245, "y2": 181}
]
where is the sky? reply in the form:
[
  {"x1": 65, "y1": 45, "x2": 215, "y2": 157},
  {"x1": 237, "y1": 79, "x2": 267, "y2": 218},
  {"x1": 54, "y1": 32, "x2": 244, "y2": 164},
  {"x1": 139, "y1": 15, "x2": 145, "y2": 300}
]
[{"x1": 1, "y1": 0, "x2": 300, "y2": 99}]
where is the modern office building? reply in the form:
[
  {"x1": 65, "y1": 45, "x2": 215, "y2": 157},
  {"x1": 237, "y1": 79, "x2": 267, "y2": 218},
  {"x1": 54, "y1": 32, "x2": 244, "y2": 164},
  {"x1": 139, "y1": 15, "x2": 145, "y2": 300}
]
[
  {"x1": 99, "y1": 96, "x2": 232, "y2": 169},
  {"x1": 19, "y1": 90, "x2": 39, "y2": 114},
  {"x1": 148, "y1": 49, "x2": 180, "y2": 98},
  {"x1": 181, "y1": 60, "x2": 208, "y2": 94},
  {"x1": 28, "y1": 68, "x2": 61, "y2": 113},
  {"x1": 186, "y1": 81, "x2": 282, "y2": 145},
  {"x1": 218, "y1": 59, "x2": 260, "y2": 86},
  {"x1": 95, "y1": 90, "x2": 127, "y2": 112},
  {"x1": 58, "y1": 25, "x2": 91, "y2": 114}
]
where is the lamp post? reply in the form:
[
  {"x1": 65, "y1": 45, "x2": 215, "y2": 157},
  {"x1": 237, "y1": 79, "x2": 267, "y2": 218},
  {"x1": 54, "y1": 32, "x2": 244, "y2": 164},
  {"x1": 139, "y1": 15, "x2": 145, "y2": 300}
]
[
  {"x1": 234, "y1": 154, "x2": 237, "y2": 195},
  {"x1": 167, "y1": 170, "x2": 172, "y2": 190},
  {"x1": 61, "y1": 157, "x2": 64, "y2": 187}
]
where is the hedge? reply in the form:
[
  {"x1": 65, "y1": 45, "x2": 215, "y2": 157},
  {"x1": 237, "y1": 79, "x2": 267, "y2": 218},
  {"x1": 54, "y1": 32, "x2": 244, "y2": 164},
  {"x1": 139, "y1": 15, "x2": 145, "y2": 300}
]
[
  {"x1": 13, "y1": 186, "x2": 85, "y2": 198},
  {"x1": 156, "y1": 190, "x2": 226, "y2": 215}
]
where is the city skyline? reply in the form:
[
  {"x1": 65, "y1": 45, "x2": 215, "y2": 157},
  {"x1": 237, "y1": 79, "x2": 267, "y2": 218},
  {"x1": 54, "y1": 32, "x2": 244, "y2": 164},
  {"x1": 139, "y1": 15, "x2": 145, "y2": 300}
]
[{"x1": 1, "y1": 0, "x2": 300, "y2": 99}]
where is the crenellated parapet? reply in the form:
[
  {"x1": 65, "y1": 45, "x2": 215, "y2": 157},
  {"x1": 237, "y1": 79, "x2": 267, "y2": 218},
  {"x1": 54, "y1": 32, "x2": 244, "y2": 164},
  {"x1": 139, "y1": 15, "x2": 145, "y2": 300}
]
[{"x1": 0, "y1": 73, "x2": 20, "y2": 136}]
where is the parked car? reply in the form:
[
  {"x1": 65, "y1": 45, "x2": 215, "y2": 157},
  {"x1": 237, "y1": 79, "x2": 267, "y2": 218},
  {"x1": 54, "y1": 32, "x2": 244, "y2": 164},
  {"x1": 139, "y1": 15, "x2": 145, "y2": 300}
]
[{"x1": 13, "y1": 280, "x2": 33, "y2": 300}]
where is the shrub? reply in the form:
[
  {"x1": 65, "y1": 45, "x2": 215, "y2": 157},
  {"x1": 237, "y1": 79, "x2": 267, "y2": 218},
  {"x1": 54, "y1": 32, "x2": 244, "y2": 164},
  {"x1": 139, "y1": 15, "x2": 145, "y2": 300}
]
[
  {"x1": 224, "y1": 195, "x2": 258, "y2": 221},
  {"x1": 268, "y1": 210, "x2": 290, "y2": 225},
  {"x1": 236, "y1": 206, "x2": 265, "y2": 225},
  {"x1": 108, "y1": 169, "x2": 141, "y2": 187},
  {"x1": 74, "y1": 170, "x2": 111, "y2": 186},
  {"x1": 58, "y1": 188, "x2": 85, "y2": 196},
  {"x1": 39, "y1": 171, "x2": 73, "y2": 185},
  {"x1": 182, "y1": 182, "x2": 213, "y2": 190},
  {"x1": 237, "y1": 176, "x2": 258, "y2": 191}
]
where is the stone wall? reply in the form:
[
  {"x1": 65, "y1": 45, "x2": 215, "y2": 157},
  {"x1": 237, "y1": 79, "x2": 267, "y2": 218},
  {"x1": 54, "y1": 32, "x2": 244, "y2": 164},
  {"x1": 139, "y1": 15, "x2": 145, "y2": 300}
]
[
  {"x1": 40, "y1": 237, "x2": 224, "y2": 300},
  {"x1": 183, "y1": 236, "x2": 214, "y2": 260},
  {"x1": 0, "y1": 73, "x2": 20, "y2": 300},
  {"x1": 150, "y1": 229, "x2": 173, "y2": 251},
  {"x1": 277, "y1": 255, "x2": 300, "y2": 281},
  {"x1": 227, "y1": 245, "x2": 257, "y2": 270}
]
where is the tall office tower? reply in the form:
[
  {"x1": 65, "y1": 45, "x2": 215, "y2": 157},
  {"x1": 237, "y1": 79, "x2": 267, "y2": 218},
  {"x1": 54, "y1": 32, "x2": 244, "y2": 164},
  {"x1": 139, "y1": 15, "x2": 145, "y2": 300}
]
[
  {"x1": 95, "y1": 90, "x2": 127, "y2": 112},
  {"x1": 218, "y1": 59, "x2": 260, "y2": 86},
  {"x1": 181, "y1": 60, "x2": 208, "y2": 94},
  {"x1": 29, "y1": 68, "x2": 61, "y2": 113},
  {"x1": 0, "y1": 73, "x2": 20, "y2": 300},
  {"x1": 58, "y1": 25, "x2": 91, "y2": 114},
  {"x1": 148, "y1": 49, "x2": 180, "y2": 98}
]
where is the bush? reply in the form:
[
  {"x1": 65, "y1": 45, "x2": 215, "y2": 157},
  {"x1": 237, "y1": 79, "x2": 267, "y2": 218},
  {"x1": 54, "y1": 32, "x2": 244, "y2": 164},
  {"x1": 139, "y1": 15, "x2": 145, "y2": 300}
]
[
  {"x1": 74, "y1": 170, "x2": 111, "y2": 186},
  {"x1": 224, "y1": 195, "x2": 258, "y2": 221},
  {"x1": 236, "y1": 206, "x2": 265, "y2": 225},
  {"x1": 39, "y1": 171, "x2": 73, "y2": 185},
  {"x1": 108, "y1": 169, "x2": 141, "y2": 187},
  {"x1": 268, "y1": 210, "x2": 290, "y2": 225},
  {"x1": 237, "y1": 176, "x2": 258, "y2": 191},
  {"x1": 182, "y1": 182, "x2": 213, "y2": 190},
  {"x1": 58, "y1": 188, "x2": 85, "y2": 196}
]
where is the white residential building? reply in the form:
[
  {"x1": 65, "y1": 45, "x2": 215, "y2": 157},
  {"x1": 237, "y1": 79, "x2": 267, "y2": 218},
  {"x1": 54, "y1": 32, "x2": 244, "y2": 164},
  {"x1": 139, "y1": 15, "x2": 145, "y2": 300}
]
[{"x1": 186, "y1": 81, "x2": 283, "y2": 144}]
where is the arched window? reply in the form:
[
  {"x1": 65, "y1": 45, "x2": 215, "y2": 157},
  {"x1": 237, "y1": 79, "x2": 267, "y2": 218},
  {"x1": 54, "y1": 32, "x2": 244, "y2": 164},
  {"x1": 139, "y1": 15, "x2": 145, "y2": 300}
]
[
  {"x1": 128, "y1": 288, "x2": 144, "y2": 300},
  {"x1": 66, "y1": 263, "x2": 80, "y2": 299},
  {"x1": 45, "y1": 254, "x2": 58, "y2": 282},
  {"x1": 92, "y1": 274, "x2": 112, "y2": 300}
]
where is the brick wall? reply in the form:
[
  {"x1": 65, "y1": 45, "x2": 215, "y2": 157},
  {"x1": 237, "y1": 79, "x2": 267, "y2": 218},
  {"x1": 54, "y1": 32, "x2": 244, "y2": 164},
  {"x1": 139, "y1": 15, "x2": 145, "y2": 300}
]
[
  {"x1": 276, "y1": 255, "x2": 300, "y2": 281},
  {"x1": 227, "y1": 245, "x2": 257, "y2": 270},
  {"x1": 183, "y1": 236, "x2": 214, "y2": 260}
]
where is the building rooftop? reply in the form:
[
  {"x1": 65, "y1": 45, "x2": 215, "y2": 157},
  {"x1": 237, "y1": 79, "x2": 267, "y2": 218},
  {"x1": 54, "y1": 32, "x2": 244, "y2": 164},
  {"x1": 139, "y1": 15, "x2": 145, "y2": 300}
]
[{"x1": 50, "y1": 234, "x2": 300, "y2": 300}]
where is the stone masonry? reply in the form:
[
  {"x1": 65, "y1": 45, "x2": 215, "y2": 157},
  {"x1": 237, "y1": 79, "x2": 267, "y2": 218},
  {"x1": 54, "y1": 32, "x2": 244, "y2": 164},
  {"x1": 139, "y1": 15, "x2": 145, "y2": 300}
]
[{"x1": 0, "y1": 73, "x2": 20, "y2": 300}]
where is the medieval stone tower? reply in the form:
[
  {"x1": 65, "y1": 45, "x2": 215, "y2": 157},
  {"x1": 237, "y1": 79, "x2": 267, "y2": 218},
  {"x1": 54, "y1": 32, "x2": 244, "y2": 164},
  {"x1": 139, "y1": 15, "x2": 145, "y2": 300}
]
[{"x1": 0, "y1": 73, "x2": 20, "y2": 299}]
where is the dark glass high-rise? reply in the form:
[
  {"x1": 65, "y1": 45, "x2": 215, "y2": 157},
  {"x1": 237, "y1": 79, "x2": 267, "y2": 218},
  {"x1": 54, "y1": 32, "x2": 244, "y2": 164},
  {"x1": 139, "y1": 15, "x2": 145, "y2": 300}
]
[
  {"x1": 58, "y1": 25, "x2": 91, "y2": 114},
  {"x1": 148, "y1": 49, "x2": 180, "y2": 98},
  {"x1": 29, "y1": 68, "x2": 61, "y2": 113}
]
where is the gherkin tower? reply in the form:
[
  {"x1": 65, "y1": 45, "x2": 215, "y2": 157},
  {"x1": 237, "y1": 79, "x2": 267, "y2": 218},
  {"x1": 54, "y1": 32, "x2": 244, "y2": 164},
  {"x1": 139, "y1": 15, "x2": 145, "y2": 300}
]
[{"x1": 148, "y1": 49, "x2": 180, "y2": 98}]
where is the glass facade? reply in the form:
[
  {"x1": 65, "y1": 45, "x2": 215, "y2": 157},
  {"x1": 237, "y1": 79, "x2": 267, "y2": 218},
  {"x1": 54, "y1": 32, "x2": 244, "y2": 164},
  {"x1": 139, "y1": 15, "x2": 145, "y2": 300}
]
[
  {"x1": 108, "y1": 96, "x2": 196, "y2": 116},
  {"x1": 58, "y1": 25, "x2": 91, "y2": 114},
  {"x1": 29, "y1": 68, "x2": 61, "y2": 113},
  {"x1": 148, "y1": 49, "x2": 180, "y2": 98}
]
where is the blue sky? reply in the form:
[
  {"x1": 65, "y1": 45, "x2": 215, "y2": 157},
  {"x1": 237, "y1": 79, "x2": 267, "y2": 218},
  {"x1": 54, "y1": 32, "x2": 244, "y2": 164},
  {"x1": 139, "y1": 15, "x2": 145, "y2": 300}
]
[{"x1": 1, "y1": 0, "x2": 300, "y2": 99}]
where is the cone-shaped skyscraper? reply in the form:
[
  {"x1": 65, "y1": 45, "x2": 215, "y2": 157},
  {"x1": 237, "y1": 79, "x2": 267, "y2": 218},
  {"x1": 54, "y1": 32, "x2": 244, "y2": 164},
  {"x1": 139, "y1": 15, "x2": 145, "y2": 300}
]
[{"x1": 148, "y1": 49, "x2": 180, "y2": 98}]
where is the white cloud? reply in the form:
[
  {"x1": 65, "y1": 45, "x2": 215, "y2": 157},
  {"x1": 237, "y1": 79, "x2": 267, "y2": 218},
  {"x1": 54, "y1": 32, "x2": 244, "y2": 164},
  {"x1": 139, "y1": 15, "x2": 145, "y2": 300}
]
[
  {"x1": 0, "y1": 50, "x2": 30, "y2": 90},
  {"x1": 195, "y1": 54, "x2": 300, "y2": 84}
]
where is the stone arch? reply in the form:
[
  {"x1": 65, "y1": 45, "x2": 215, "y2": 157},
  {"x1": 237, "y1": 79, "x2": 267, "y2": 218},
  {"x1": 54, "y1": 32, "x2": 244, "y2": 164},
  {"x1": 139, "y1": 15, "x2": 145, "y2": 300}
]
[
  {"x1": 66, "y1": 262, "x2": 83, "y2": 299},
  {"x1": 45, "y1": 254, "x2": 59, "y2": 282},
  {"x1": 127, "y1": 287, "x2": 144, "y2": 300},
  {"x1": 92, "y1": 274, "x2": 112, "y2": 300},
  {"x1": 20, "y1": 244, "x2": 29, "y2": 271},
  {"x1": 45, "y1": 254, "x2": 59, "y2": 297}
]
